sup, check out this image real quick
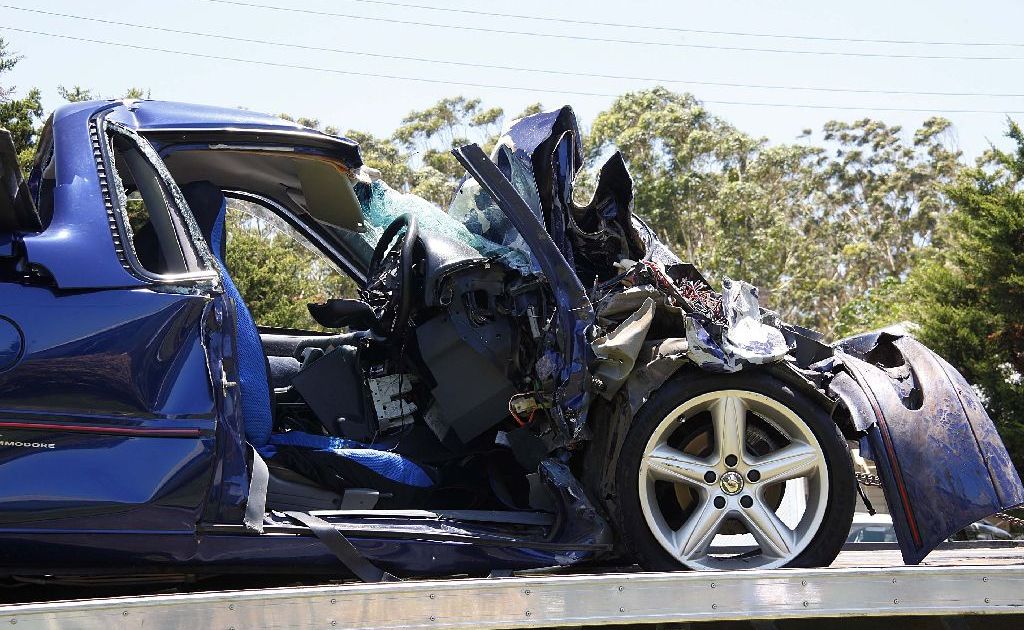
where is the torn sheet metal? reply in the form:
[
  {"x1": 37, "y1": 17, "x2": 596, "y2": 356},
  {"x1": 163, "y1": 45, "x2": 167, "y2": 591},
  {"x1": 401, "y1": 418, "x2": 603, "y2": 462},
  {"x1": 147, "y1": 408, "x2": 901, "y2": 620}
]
[
  {"x1": 452, "y1": 143, "x2": 595, "y2": 442},
  {"x1": 829, "y1": 332, "x2": 1024, "y2": 565},
  {"x1": 591, "y1": 297, "x2": 656, "y2": 399},
  {"x1": 450, "y1": 107, "x2": 1023, "y2": 568},
  {"x1": 632, "y1": 214, "x2": 682, "y2": 267},
  {"x1": 584, "y1": 336, "x2": 690, "y2": 511},
  {"x1": 446, "y1": 107, "x2": 694, "y2": 441},
  {"x1": 594, "y1": 286, "x2": 665, "y2": 328},
  {"x1": 679, "y1": 277, "x2": 790, "y2": 373},
  {"x1": 720, "y1": 278, "x2": 791, "y2": 367},
  {"x1": 491, "y1": 107, "x2": 650, "y2": 285},
  {"x1": 592, "y1": 263, "x2": 789, "y2": 375},
  {"x1": 623, "y1": 337, "x2": 690, "y2": 414}
]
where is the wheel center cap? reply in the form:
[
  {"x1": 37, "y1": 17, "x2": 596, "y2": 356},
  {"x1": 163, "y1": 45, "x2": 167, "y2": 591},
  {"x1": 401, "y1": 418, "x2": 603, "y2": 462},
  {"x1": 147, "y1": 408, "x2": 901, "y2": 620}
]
[{"x1": 720, "y1": 471, "x2": 744, "y2": 495}]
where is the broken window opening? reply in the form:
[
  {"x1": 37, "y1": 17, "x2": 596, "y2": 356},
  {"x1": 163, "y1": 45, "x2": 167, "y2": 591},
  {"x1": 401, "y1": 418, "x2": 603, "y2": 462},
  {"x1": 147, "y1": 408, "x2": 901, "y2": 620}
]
[
  {"x1": 339, "y1": 176, "x2": 533, "y2": 275},
  {"x1": 106, "y1": 126, "x2": 209, "y2": 278}
]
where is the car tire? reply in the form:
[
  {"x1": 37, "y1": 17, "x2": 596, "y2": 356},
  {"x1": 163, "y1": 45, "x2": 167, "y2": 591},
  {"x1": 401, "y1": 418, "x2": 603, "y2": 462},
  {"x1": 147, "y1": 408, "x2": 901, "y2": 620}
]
[{"x1": 615, "y1": 370, "x2": 856, "y2": 571}]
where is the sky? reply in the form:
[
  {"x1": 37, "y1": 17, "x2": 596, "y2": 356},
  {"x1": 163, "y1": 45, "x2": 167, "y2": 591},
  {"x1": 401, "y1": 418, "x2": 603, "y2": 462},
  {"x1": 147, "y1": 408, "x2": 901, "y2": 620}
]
[{"x1": 3, "y1": 0, "x2": 1024, "y2": 159}]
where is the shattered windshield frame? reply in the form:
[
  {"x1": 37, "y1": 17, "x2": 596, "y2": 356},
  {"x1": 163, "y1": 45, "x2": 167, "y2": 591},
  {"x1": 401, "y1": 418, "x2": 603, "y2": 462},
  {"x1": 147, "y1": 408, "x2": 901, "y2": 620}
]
[{"x1": 322, "y1": 174, "x2": 534, "y2": 275}]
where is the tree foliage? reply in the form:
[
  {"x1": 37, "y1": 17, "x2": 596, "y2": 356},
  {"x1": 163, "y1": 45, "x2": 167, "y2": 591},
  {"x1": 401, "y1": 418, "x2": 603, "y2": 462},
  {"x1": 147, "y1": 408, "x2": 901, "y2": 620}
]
[
  {"x1": 2, "y1": 33, "x2": 152, "y2": 173},
  {"x1": 588, "y1": 87, "x2": 960, "y2": 331},
  {"x1": 837, "y1": 121, "x2": 1024, "y2": 460},
  {"x1": 813, "y1": 117, "x2": 961, "y2": 327},
  {"x1": 57, "y1": 85, "x2": 96, "y2": 103},
  {"x1": 223, "y1": 203, "x2": 358, "y2": 331},
  {"x1": 392, "y1": 96, "x2": 502, "y2": 192},
  {"x1": 0, "y1": 37, "x2": 43, "y2": 172},
  {"x1": 58, "y1": 85, "x2": 150, "y2": 104}
]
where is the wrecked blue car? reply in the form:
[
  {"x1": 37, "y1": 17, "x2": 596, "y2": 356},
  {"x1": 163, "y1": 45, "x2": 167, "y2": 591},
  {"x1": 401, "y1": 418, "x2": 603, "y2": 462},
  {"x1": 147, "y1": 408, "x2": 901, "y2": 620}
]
[{"x1": 0, "y1": 99, "x2": 1018, "y2": 581}]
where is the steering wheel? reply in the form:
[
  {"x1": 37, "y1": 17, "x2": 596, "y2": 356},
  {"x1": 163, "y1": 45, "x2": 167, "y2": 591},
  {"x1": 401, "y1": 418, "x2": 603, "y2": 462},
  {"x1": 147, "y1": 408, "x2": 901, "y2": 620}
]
[{"x1": 364, "y1": 213, "x2": 419, "y2": 338}]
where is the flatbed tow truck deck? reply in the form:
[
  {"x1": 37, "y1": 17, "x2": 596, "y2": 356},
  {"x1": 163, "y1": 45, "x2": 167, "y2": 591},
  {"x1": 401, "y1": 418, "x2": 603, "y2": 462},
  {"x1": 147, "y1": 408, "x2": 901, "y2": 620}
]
[{"x1": 1, "y1": 545, "x2": 1023, "y2": 629}]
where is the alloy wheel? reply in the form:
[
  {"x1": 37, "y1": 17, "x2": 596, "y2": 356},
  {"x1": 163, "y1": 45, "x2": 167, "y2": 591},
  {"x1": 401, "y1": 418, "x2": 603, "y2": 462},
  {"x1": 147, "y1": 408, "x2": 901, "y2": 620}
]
[{"x1": 637, "y1": 389, "x2": 830, "y2": 570}]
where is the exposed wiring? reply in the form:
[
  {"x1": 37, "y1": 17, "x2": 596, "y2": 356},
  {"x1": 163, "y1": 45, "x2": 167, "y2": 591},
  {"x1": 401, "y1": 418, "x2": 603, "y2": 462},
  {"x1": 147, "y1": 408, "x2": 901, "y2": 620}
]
[{"x1": 509, "y1": 393, "x2": 539, "y2": 428}]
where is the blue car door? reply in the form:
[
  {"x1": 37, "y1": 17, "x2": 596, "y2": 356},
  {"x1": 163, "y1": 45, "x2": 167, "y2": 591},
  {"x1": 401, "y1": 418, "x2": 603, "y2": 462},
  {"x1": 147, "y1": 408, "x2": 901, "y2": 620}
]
[{"x1": 0, "y1": 113, "x2": 227, "y2": 536}]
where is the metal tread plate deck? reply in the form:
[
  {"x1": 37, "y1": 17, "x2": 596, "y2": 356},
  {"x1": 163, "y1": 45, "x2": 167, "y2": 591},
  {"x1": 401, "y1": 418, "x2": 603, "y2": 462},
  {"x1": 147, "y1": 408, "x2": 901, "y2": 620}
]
[{"x1": 1, "y1": 553, "x2": 1023, "y2": 629}]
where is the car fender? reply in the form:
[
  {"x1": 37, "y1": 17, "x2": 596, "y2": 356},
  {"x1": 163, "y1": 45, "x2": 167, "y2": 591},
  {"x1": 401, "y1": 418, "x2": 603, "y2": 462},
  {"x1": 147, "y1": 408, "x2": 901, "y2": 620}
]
[{"x1": 828, "y1": 332, "x2": 1024, "y2": 564}]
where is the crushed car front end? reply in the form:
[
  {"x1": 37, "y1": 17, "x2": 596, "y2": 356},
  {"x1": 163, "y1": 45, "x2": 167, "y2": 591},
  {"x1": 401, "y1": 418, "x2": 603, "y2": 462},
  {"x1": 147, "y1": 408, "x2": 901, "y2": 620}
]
[{"x1": 451, "y1": 106, "x2": 1024, "y2": 567}]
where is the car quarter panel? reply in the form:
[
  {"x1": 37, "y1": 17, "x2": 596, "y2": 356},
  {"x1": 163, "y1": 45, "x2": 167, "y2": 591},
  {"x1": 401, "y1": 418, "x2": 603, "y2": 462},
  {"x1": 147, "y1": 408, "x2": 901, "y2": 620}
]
[
  {"x1": 20, "y1": 103, "x2": 148, "y2": 290},
  {"x1": 0, "y1": 283, "x2": 218, "y2": 531}
]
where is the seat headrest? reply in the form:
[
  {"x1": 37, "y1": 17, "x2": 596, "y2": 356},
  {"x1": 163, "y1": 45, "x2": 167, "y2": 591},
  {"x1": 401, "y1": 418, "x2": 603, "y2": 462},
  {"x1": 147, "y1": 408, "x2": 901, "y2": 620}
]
[
  {"x1": 0, "y1": 130, "x2": 42, "y2": 234},
  {"x1": 181, "y1": 180, "x2": 226, "y2": 257}
]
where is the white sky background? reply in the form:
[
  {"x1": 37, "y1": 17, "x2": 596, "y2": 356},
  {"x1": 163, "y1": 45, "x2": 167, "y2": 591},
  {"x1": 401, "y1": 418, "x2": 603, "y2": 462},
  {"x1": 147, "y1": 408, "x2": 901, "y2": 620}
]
[{"x1": 3, "y1": 0, "x2": 1024, "y2": 159}]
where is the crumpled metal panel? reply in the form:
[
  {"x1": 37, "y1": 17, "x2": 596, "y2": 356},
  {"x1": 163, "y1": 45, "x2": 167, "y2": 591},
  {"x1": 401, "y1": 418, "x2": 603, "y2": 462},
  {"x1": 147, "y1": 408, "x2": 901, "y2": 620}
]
[
  {"x1": 831, "y1": 334, "x2": 1024, "y2": 564},
  {"x1": 591, "y1": 297, "x2": 657, "y2": 399},
  {"x1": 490, "y1": 107, "x2": 649, "y2": 284},
  {"x1": 684, "y1": 278, "x2": 791, "y2": 373},
  {"x1": 623, "y1": 338, "x2": 691, "y2": 414},
  {"x1": 632, "y1": 214, "x2": 682, "y2": 267},
  {"x1": 583, "y1": 336, "x2": 690, "y2": 511},
  {"x1": 452, "y1": 143, "x2": 595, "y2": 442},
  {"x1": 932, "y1": 351, "x2": 1024, "y2": 510},
  {"x1": 590, "y1": 285, "x2": 691, "y2": 411}
]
